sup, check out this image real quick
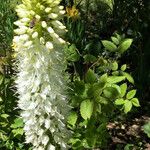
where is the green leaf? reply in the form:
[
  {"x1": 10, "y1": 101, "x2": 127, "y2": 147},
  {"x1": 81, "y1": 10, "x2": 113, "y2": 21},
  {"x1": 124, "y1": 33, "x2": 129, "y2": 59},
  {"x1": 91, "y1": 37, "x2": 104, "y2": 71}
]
[
  {"x1": 85, "y1": 69, "x2": 97, "y2": 84},
  {"x1": 65, "y1": 44, "x2": 80, "y2": 62},
  {"x1": 126, "y1": 90, "x2": 136, "y2": 99},
  {"x1": 67, "y1": 111, "x2": 78, "y2": 126},
  {"x1": 0, "y1": 131, "x2": 8, "y2": 141},
  {"x1": 121, "y1": 64, "x2": 127, "y2": 71},
  {"x1": 115, "y1": 98, "x2": 125, "y2": 105},
  {"x1": 102, "y1": 40, "x2": 117, "y2": 52},
  {"x1": 118, "y1": 39, "x2": 133, "y2": 53},
  {"x1": 11, "y1": 118, "x2": 24, "y2": 129},
  {"x1": 83, "y1": 54, "x2": 97, "y2": 63},
  {"x1": 96, "y1": 96, "x2": 108, "y2": 105},
  {"x1": 120, "y1": 83, "x2": 127, "y2": 97},
  {"x1": 107, "y1": 76, "x2": 125, "y2": 84},
  {"x1": 122, "y1": 72, "x2": 134, "y2": 84},
  {"x1": 112, "y1": 61, "x2": 118, "y2": 71},
  {"x1": 112, "y1": 71, "x2": 119, "y2": 76},
  {"x1": 0, "y1": 74, "x2": 4, "y2": 85},
  {"x1": 103, "y1": 87, "x2": 119, "y2": 99},
  {"x1": 74, "y1": 80, "x2": 85, "y2": 95},
  {"x1": 111, "y1": 84, "x2": 121, "y2": 94},
  {"x1": 0, "y1": 97, "x2": 2, "y2": 102},
  {"x1": 131, "y1": 98, "x2": 140, "y2": 107},
  {"x1": 124, "y1": 100, "x2": 132, "y2": 113},
  {"x1": 143, "y1": 122, "x2": 150, "y2": 138},
  {"x1": 111, "y1": 36, "x2": 119, "y2": 45},
  {"x1": 12, "y1": 128, "x2": 24, "y2": 137},
  {"x1": 80, "y1": 100, "x2": 93, "y2": 120},
  {"x1": 1, "y1": 114, "x2": 9, "y2": 119}
]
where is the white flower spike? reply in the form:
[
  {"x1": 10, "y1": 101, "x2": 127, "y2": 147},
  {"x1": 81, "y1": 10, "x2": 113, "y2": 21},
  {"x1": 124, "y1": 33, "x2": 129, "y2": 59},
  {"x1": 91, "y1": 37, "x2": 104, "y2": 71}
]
[{"x1": 13, "y1": 0, "x2": 71, "y2": 149}]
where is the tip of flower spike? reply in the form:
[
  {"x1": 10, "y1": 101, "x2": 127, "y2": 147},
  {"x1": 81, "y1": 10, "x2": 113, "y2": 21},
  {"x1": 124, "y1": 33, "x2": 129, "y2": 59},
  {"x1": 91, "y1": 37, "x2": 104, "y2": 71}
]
[{"x1": 46, "y1": 42, "x2": 53, "y2": 50}]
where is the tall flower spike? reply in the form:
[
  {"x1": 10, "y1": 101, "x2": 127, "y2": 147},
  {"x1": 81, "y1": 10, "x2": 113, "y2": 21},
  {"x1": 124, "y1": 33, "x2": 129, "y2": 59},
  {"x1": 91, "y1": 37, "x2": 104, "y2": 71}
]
[{"x1": 13, "y1": 0, "x2": 71, "y2": 149}]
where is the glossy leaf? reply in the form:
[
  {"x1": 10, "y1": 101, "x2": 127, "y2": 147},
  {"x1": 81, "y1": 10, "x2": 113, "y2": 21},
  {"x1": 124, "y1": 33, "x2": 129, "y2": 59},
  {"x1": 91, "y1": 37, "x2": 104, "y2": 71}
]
[
  {"x1": 80, "y1": 100, "x2": 93, "y2": 120},
  {"x1": 115, "y1": 98, "x2": 125, "y2": 105},
  {"x1": 67, "y1": 111, "x2": 78, "y2": 126},
  {"x1": 131, "y1": 98, "x2": 140, "y2": 107},
  {"x1": 120, "y1": 83, "x2": 127, "y2": 97},
  {"x1": 124, "y1": 100, "x2": 132, "y2": 113},
  {"x1": 118, "y1": 39, "x2": 133, "y2": 53},
  {"x1": 102, "y1": 40, "x2": 117, "y2": 52},
  {"x1": 126, "y1": 90, "x2": 136, "y2": 99},
  {"x1": 85, "y1": 69, "x2": 97, "y2": 84}
]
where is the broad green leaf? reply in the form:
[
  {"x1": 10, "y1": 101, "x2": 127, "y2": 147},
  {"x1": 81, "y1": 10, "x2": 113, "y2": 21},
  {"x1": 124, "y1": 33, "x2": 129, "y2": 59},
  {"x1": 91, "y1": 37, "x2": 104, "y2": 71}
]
[
  {"x1": 85, "y1": 69, "x2": 97, "y2": 84},
  {"x1": 96, "y1": 96, "x2": 108, "y2": 105},
  {"x1": 115, "y1": 33, "x2": 122, "y2": 42},
  {"x1": 118, "y1": 39, "x2": 133, "y2": 53},
  {"x1": 131, "y1": 98, "x2": 140, "y2": 107},
  {"x1": 74, "y1": 80, "x2": 85, "y2": 95},
  {"x1": 0, "y1": 97, "x2": 2, "y2": 102},
  {"x1": 12, "y1": 128, "x2": 24, "y2": 137},
  {"x1": 122, "y1": 72, "x2": 134, "y2": 84},
  {"x1": 120, "y1": 83, "x2": 127, "y2": 97},
  {"x1": 124, "y1": 100, "x2": 132, "y2": 113},
  {"x1": 99, "y1": 73, "x2": 107, "y2": 83},
  {"x1": 107, "y1": 76, "x2": 125, "y2": 84},
  {"x1": 111, "y1": 84, "x2": 121, "y2": 94},
  {"x1": 115, "y1": 98, "x2": 125, "y2": 105},
  {"x1": 87, "y1": 84, "x2": 102, "y2": 98},
  {"x1": 11, "y1": 118, "x2": 24, "y2": 129},
  {"x1": 65, "y1": 44, "x2": 80, "y2": 62},
  {"x1": 143, "y1": 122, "x2": 150, "y2": 138},
  {"x1": 0, "y1": 131, "x2": 8, "y2": 141},
  {"x1": 111, "y1": 36, "x2": 119, "y2": 45},
  {"x1": 0, "y1": 74, "x2": 3, "y2": 85},
  {"x1": 121, "y1": 64, "x2": 127, "y2": 71},
  {"x1": 102, "y1": 40, "x2": 117, "y2": 52},
  {"x1": 103, "y1": 87, "x2": 119, "y2": 99},
  {"x1": 112, "y1": 61, "x2": 118, "y2": 71},
  {"x1": 67, "y1": 111, "x2": 78, "y2": 126},
  {"x1": 1, "y1": 114, "x2": 9, "y2": 119},
  {"x1": 80, "y1": 100, "x2": 93, "y2": 120},
  {"x1": 112, "y1": 71, "x2": 119, "y2": 76},
  {"x1": 83, "y1": 54, "x2": 97, "y2": 63},
  {"x1": 126, "y1": 90, "x2": 136, "y2": 99}
]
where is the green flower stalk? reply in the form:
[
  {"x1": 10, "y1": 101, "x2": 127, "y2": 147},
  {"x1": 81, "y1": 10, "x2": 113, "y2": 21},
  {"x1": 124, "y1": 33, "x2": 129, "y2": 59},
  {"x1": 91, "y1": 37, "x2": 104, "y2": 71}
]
[{"x1": 13, "y1": 0, "x2": 70, "y2": 149}]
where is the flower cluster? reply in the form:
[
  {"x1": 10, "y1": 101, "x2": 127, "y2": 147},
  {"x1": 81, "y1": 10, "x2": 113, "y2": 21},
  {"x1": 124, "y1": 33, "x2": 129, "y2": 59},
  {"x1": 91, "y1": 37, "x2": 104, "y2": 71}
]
[{"x1": 13, "y1": 0, "x2": 70, "y2": 149}]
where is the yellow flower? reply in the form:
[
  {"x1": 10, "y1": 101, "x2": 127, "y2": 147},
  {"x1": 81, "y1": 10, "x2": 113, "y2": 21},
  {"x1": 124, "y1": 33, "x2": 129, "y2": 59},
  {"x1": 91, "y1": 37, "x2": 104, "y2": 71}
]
[{"x1": 66, "y1": 6, "x2": 79, "y2": 19}]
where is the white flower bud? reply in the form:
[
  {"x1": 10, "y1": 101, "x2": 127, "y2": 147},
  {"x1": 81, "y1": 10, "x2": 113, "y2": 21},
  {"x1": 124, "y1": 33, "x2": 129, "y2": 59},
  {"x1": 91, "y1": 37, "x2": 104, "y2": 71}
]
[
  {"x1": 32, "y1": 32, "x2": 38, "y2": 38},
  {"x1": 41, "y1": 21, "x2": 47, "y2": 28},
  {"x1": 59, "y1": 10, "x2": 65, "y2": 15},
  {"x1": 42, "y1": 135, "x2": 49, "y2": 146},
  {"x1": 45, "y1": 7, "x2": 52, "y2": 13},
  {"x1": 35, "y1": 15, "x2": 41, "y2": 20},
  {"x1": 47, "y1": 144, "x2": 55, "y2": 150},
  {"x1": 40, "y1": 37, "x2": 45, "y2": 44},
  {"x1": 24, "y1": 41, "x2": 32, "y2": 47},
  {"x1": 59, "y1": 6, "x2": 64, "y2": 10},
  {"x1": 47, "y1": 27, "x2": 54, "y2": 33},
  {"x1": 46, "y1": 42, "x2": 53, "y2": 49},
  {"x1": 48, "y1": 13, "x2": 58, "y2": 19}
]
